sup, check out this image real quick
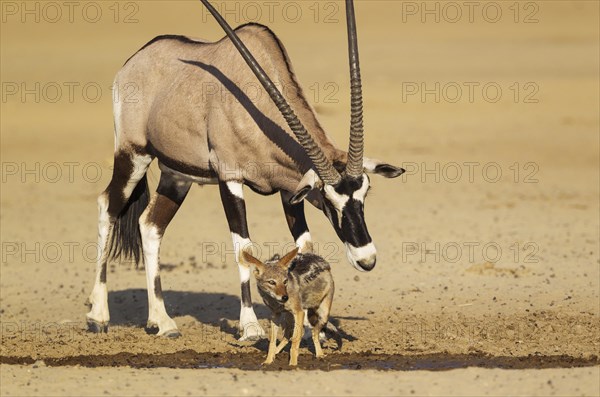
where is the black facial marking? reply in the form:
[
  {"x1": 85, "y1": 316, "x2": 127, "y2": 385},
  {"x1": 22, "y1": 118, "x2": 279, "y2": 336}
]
[
  {"x1": 241, "y1": 281, "x2": 252, "y2": 307},
  {"x1": 218, "y1": 181, "x2": 249, "y2": 239},
  {"x1": 341, "y1": 199, "x2": 372, "y2": 248},
  {"x1": 322, "y1": 175, "x2": 372, "y2": 248}
]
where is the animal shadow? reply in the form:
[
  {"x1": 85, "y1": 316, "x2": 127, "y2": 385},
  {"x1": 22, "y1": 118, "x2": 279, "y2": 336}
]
[{"x1": 108, "y1": 289, "x2": 357, "y2": 344}]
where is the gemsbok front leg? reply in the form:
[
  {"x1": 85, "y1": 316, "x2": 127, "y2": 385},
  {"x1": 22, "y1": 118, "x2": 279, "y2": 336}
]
[
  {"x1": 280, "y1": 191, "x2": 314, "y2": 253},
  {"x1": 87, "y1": 150, "x2": 152, "y2": 332},
  {"x1": 139, "y1": 172, "x2": 191, "y2": 337},
  {"x1": 219, "y1": 180, "x2": 266, "y2": 340}
]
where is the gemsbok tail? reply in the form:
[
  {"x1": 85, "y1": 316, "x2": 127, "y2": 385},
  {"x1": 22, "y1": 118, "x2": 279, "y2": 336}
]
[{"x1": 107, "y1": 174, "x2": 150, "y2": 266}]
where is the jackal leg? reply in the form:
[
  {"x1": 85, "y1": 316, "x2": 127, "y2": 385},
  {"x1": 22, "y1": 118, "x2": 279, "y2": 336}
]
[
  {"x1": 308, "y1": 288, "x2": 334, "y2": 358},
  {"x1": 263, "y1": 319, "x2": 280, "y2": 365},
  {"x1": 289, "y1": 309, "x2": 305, "y2": 366}
]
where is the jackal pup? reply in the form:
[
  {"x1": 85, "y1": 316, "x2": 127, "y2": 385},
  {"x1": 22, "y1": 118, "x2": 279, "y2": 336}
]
[{"x1": 241, "y1": 247, "x2": 334, "y2": 366}]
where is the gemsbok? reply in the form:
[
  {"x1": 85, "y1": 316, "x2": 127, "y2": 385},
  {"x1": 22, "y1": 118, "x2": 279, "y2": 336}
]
[{"x1": 86, "y1": 0, "x2": 405, "y2": 340}]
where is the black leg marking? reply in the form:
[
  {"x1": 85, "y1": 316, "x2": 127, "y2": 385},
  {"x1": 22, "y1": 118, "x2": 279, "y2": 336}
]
[
  {"x1": 241, "y1": 281, "x2": 252, "y2": 308},
  {"x1": 154, "y1": 276, "x2": 163, "y2": 300},
  {"x1": 99, "y1": 264, "x2": 107, "y2": 284},
  {"x1": 147, "y1": 174, "x2": 191, "y2": 235},
  {"x1": 219, "y1": 181, "x2": 249, "y2": 239},
  {"x1": 281, "y1": 192, "x2": 310, "y2": 241}
]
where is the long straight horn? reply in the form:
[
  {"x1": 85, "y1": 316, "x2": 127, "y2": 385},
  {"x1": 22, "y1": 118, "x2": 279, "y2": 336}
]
[
  {"x1": 199, "y1": 0, "x2": 341, "y2": 186},
  {"x1": 345, "y1": 0, "x2": 364, "y2": 178}
]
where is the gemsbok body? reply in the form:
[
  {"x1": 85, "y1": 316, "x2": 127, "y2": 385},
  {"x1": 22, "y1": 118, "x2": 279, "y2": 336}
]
[{"x1": 86, "y1": 0, "x2": 404, "y2": 339}]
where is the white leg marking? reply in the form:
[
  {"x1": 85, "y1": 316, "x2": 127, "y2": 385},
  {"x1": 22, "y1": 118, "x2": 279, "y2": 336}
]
[
  {"x1": 226, "y1": 181, "x2": 244, "y2": 200},
  {"x1": 239, "y1": 306, "x2": 263, "y2": 340},
  {"x1": 231, "y1": 232, "x2": 265, "y2": 340},
  {"x1": 140, "y1": 214, "x2": 178, "y2": 336},
  {"x1": 295, "y1": 231, "x2": 313, "y2": 253},
  {"x1": 231, "y1": 231, "x2": 252, "y2": 285},
  {"x1": 86, "y1": 195, "x2": 110, "y2": 325},
  {"x1": 122, "y1": 154, "x2": 152, "y2": 199}
]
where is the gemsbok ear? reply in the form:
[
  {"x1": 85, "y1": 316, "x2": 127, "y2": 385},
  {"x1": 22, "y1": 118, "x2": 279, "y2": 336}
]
[
  {"x1": 363, "y1": 157, "x2": 405, "y2": 178},
  {"x1": 278, "y1": 247, "x2": 299, "y2": 269},
  {"x1": 290, "y1": 169, "x2": 323, "y2": 205}
]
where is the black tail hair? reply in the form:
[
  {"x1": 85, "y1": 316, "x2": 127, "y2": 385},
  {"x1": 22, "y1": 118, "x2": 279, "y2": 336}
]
[{"x1": 107, "y1": 175, "x2": 150, "y2": 266}]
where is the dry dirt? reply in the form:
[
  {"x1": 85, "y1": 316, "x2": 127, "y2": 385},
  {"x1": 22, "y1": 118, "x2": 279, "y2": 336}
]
[{"x1": 1, "y1": 1, "x2": 599, "y2": 396}]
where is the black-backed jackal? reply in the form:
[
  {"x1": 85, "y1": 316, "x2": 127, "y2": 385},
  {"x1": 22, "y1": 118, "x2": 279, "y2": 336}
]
[{"x1": 241, "y1": 248, "x2": 334, "y2": 366}]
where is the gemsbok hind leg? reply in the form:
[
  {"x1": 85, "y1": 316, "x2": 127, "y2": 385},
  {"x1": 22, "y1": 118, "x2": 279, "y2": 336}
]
[
  {"x1": 219, "y1": 180, "x2": 265, "y2": 341},
  {"x1": 139, "y1": 172, "x2": 191, "y2": 337},
  {"x1": 86, "y1": 150, "x2": 152, "y2": 332}
]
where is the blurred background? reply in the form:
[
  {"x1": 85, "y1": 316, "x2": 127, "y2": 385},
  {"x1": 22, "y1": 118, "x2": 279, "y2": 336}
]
[{"x1": 1, "y1": 0, "x2": 598, "y2": 361}]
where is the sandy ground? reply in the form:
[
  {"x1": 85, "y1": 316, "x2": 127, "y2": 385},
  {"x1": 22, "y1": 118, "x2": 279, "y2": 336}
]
[{"x1": 1, "y1": 0, "x2": 599, "y2": 396}]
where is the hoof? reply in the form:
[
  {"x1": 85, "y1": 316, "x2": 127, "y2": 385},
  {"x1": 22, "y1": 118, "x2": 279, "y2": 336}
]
[
  {"x1": 145, "y1": 325, "x2": 181, "y2": 338},
  {"x1": 163, "y1": 329, "x2": 181, "y2": 339},
  {"x1": 145, "y1": 326, "x2": 159, "y2": 335},
  {"x1": 238, "y1": 332, "x2": 265, "y2": 342},
  {"x1": 87, "y1": 320, "x2": 108, "y2": 333},
  {"x1": 238, "y1": 325, "x2": 266, "y2": 341}
]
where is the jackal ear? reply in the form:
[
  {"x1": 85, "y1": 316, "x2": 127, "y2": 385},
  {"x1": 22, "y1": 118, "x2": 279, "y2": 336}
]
[
  {"x1": 290, "y1": 169, "x2": 323, "y2": 205},
  {"x1": 278, "y1": 247, "x2": 299, "y2": 269},
  {"x1": 363, "y1": 157, "x2": 405, "y2": 178},
  {"x1": 240, "y1": 250, "x2": 264, "y2": 273}
]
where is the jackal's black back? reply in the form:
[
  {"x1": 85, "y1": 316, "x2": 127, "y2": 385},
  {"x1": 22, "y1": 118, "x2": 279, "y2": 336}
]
[{"x1": 288, "y1": 253, "x2": 331, "y2": 282}]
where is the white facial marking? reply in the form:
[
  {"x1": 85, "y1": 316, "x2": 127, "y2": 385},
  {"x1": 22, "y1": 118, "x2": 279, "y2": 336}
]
[
  {"x1": 353, "y1": 174, "x2": 370, "y2": 203},
  {"x1": 362, "y1": 157, "x2": 380, "y2": 173},
  {"x1": 345, "y1": 242, "x2": 377, "y2": 272},
  {"x1": 226, "y1": 181, "x2": 244, "y2": 200},
  {"x1": 324, "y1": 184, "x2": 349, "y2": 209}
]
